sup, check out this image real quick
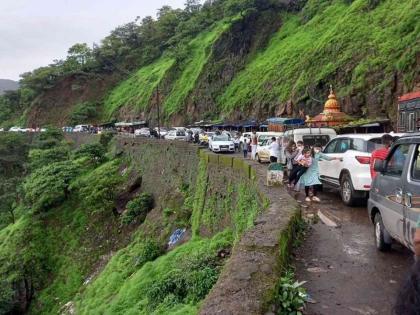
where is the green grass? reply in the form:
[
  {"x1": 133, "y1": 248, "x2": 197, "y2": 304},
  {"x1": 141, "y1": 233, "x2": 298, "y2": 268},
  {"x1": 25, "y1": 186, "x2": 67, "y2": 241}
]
[
  {"x1": 74, "y1": 230, "x2": 234, "y2": 315},
  {"x1": 103, "y1": 57, "x2": 175, "y2": 118},
  {"x1": 162, "y1": 21, "x2": 231, "y2": 116},
  {"x1": 219, "y1": 0, "x2": 420, "y2": 113}
]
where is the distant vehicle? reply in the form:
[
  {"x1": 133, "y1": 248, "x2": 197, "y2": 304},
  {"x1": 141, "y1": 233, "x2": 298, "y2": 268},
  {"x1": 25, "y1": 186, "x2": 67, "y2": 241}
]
[
  {"x1": 9, "y1": 126, "x2": 24, "y2": 132},
  {"x1": 199, "y1": 132, "x2": 215, "y2": 146},
  {"x1": 283, "y1": 128, "x2": 337, "y2": 148},
  {"x1": 165, "y1": 130, "x2": 186, "y2": 140},
  {"x1": 319, "y1": 133, "x2": 390, "y2": 206},
  {"x1": 257, "y1": 132, "x2": 284, "y2": 145},
  {"x1": 62, "y1": 126, "x2": 73, "y2": 133},
  {"x1": 0, "y1": 128, "x2": 4, "y2": 132},
  {"x1": 135, "y1": 128, "x2": 151, "y2": 137},
  {"x1": 255, "y1": 138, "x2": 273, "y2": 163},
  {"x1": 73, "y1": 125, "x2": 89, "y2": 133},
  {"x1": 154, "y1": 127, "x2": 170, "y2": 138},
  {"x1": 209, "y1": 134, "x2": 235, "y2": 153},
  {"x1": 368, "y1": 133, "x2": 420, "y2": 252}
]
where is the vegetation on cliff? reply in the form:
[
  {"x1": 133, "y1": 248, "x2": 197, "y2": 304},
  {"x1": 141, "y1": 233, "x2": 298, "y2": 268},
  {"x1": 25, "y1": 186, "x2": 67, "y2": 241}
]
[
  {"x1": 0, "y1": 0, "x2": 417, "y2": 128},
  {"x1": 0, "y1": 132, "x2": 265, "y2": 314}
]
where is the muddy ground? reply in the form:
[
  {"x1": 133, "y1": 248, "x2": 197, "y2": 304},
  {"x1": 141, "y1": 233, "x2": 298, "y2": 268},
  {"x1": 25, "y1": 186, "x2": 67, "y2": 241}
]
[{"x1": 291, "y1": 187, "x2": 413, "y2": 315}]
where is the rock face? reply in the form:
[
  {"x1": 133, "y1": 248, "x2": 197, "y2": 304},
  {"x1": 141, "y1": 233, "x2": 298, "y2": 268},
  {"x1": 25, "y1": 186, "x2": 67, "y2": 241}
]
[
  {"x1": 0, "y1": 79, "x2": 19, "y2": 95},
  {"x1": 23, "y1": 0, "x2": 420, "y2": 128}
]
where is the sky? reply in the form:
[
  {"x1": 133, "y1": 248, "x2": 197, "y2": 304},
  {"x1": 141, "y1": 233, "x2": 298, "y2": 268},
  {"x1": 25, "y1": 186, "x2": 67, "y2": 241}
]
[{"x1": 0, "y1": 0, "x2": 186, "y2": 81}]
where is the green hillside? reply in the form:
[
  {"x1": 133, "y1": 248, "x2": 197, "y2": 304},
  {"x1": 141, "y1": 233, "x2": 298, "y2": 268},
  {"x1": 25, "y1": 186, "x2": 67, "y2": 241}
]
[
  {"x1": 0, "y1": 0, "x2": 418, "y2": 127},
  {"x1": 219, "y1": 0, "x2": 420, "y2": 115}
]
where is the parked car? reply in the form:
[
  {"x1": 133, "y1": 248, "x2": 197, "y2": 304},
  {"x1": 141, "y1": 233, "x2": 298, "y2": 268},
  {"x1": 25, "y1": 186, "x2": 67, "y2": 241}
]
[
  {"x1": 319, "y1": 134, "x2": 388, "y2": 205},
  {"x1": 165, "y1": 130, "x2": 186, "y2": 140},
  {"x1": 135, "y1": 128, "x2": 151, "y2": 137},
  {"x1": 154, "y1": 127, "x2": 170, "y2": 138},
  {"x1": 368, "y1": 133, "x2": 420, "y2": 252},
  {"x1": 255, "y1": 138, "x2": 273, "y2": 163},
  {"x1": 283, "y1": 128, "x2": 337, "y2": 148},
  {"x1": 257, "y1": 132, "x2": 283, "y2": 145},
  {"x1": 9, "y1": 126, "x2": 24, "y2": 132},
  {"x1": 209, "y1": 134, "x2": 235, "y2": 153},
  {"x1": 73, "y1": 125, "x2": 89, "y2": 133},
  {"x1": 199, "y1": 132, "x2": 215, "y2": 146}
]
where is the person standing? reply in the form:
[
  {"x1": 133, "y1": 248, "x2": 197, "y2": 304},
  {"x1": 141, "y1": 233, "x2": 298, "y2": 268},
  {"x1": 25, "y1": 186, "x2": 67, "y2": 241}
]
[
  {"x1": 251, "y1": 131, "x2": 258, "y2": 160},
  {"x1": 243, "y1": 137, "x2": 249, "y2": 159},
  {"x1": 370, "y1": 134, "x2": 394, "y2": 179},
  {"x1": 268, "y1": 137, "x2": 280, "y2": 163},
  {"x1": 297, "y1": 143, "x2": 341, "y2": 202},
  {"x1": 288, "y1": 148, "x2": 313, "y2": 188},
  {"x1": 285, "y1": 141, "x2": 299, "y2": 178}
]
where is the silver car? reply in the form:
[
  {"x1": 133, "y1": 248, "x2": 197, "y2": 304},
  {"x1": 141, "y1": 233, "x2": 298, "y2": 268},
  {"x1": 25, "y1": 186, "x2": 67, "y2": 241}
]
[{"x1": 368, "y1": 133, "x2": 420, "y2": 252}]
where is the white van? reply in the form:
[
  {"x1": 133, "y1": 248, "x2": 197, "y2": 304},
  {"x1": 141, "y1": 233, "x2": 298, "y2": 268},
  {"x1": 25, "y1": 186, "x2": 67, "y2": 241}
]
[{"x1": 283, "y1": 128, "x2": 337, "y2": 147}]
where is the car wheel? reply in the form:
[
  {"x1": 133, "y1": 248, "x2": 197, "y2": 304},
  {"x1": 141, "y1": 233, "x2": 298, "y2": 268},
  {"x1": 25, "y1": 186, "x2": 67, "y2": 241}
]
[
  {"x1": 374, "y1": 213, "x2": 391, "y2": 251},
  {"x1": 340, "y1": 174, "x2": 357, "y2": 206}
]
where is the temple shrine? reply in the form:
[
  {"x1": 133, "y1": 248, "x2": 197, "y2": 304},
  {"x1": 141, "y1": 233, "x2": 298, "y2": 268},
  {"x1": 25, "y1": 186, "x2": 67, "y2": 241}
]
[{"x1": 306, "y1": 86, "x2": 352, "y2": 127}]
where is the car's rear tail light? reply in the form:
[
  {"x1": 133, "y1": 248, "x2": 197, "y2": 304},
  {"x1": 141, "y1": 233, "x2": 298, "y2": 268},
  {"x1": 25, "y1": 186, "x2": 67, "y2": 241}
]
[
  {"x1": 355, "y1": 156, "x2": 371, "y2": 164},
  {"x1": 363, "y1": 185, "x2": 371, "y2": 189}
]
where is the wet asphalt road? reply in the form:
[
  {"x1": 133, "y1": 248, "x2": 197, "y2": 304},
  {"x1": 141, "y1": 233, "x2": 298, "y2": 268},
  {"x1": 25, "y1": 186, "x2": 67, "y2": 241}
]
[
  {"x1": 214, "y1": 151, "x2": 413, "y2": 314},
  {"x1": 292, "y1": 187, "x2": 413, "y2": 315}
]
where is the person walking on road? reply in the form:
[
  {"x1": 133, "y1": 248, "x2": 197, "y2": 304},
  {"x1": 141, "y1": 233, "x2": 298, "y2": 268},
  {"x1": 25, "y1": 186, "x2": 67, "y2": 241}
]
[
  {"x1": 297, "y1": 143, "x2": 342, "y2": 202},
  {"x1": 268, "y1": 137, "x2": 280, "y2": 163},
  {"x1": 251, "y1": 131, "x2": 258, "y2": 160}
]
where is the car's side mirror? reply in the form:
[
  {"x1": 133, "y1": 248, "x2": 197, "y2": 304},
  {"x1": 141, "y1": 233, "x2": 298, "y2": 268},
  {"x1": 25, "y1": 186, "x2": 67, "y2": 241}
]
[{"x1": 374, "y1": 160, "x2": 385, "y2": 173}]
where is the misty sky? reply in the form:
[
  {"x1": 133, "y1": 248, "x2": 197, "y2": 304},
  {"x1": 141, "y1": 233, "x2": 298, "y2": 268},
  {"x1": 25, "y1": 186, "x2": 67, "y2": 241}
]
[{"x1": 0, "y1": 0, "x2": 187, "y2": 80}]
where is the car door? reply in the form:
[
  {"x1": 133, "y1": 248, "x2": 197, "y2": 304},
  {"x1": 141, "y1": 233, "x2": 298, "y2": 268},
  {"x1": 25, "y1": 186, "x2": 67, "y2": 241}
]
[
  {"x1": 404, "y1": 144, "x2": 420, "y2": 251},
  {"x1": 319, "y1": 138, "x2": 345, "y2": 186},
  {"x1": 375, "y1": 143, "x2": 411, "y2": 242}
]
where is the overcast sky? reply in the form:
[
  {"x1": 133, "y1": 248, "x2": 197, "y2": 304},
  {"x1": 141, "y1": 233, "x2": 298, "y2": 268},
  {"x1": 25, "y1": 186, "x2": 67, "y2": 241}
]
[{"x1": 0, "y1": 0, "x2": 187, "y2": 81}]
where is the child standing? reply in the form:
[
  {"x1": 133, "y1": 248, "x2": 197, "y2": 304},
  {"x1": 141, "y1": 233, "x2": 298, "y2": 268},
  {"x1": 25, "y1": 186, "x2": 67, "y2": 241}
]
[
  {"x1": 288, "y1": 148, "x2": 312, "y2": 187},
  {"x1": 297, "y1": 144, "x2": 341, "y2": 202}
]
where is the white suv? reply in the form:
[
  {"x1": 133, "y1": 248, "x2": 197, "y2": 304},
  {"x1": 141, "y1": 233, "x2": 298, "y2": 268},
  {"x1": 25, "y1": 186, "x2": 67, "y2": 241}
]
[{"x1": 319, "y1": 134, "x2": 387, "y2": 206}]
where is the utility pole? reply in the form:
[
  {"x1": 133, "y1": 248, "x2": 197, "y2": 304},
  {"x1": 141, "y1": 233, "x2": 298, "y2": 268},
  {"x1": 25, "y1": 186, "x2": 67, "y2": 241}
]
[{"x1": 156, "y1": 83, "x2": 161, "y2": 139}]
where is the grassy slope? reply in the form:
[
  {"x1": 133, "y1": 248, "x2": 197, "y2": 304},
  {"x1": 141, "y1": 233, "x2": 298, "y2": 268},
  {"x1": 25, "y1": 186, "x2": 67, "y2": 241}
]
[
  {"x1": 103, "y1": 58, "x2": 175, "y2": 118},
  {"x1": 219, "y1": 0, "x2": 420, "y2": 113},
  {"x1": 163, "y1": 21, "x2": 231, "y2": 116},
  {"x1": 103, "y1": 20, "x2": 231, "y2": 119}
]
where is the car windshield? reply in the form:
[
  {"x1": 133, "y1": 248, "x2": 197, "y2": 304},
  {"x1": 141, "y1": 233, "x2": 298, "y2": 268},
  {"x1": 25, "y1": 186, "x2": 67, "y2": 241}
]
[
  {"x1": 302, "y1": 135, "x2": 330, "y2": 147},
  {"x1": 213, "y1": 135, "x2": 230, "y2": 141}
]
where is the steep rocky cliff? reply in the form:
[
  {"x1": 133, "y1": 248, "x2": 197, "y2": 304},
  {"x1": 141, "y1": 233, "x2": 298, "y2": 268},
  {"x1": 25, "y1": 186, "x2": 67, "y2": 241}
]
[{"x1": 19, "y1": 0, "x2": 420, "y2": 127}]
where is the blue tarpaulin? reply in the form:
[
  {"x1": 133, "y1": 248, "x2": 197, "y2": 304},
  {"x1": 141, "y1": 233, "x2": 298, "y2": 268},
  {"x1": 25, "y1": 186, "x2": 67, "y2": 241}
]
[{"x1": 266, "y1": 117, "x2": 305, "y2": 126}]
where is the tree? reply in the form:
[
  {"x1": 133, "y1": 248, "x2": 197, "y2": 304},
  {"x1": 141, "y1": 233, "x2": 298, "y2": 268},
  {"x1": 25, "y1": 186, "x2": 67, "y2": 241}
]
[
  {"x1": 0, "y1": 178, "x2": 20, "y2": 224},
  {"x1": 23, "y1": 162, "x2": 79, "y2": 212},
  {"x1": 185, "y1": 0, "x2": 202, "y2": 15}
]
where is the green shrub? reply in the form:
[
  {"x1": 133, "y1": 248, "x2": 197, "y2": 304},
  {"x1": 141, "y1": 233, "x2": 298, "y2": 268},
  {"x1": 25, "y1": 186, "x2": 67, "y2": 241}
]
[
  {"x1": 69, "y1": 101, "x2": 98, "y2": 125},
  {"x1": 99, "y1": 130, "x2": 116, "y2": 148},
  {"x1": 73, "y1": 143, "x2": 107, "y2": 165},
  {"x1": 121, "y1": 193, "x2": 154, "y2": 225},
  {"x1": 23, "y1": 161, "x2": 79, "y2": 212},
  {"x1": 72, "y1": 159, "x2": 126, "y2": 213},
  {"x1": 274, "y1": 270, "x2": 306, "y2": 315},
  {"x1": 35, "y1": 128, "x2": 64, "y2": 149},
  {"x1": 28, "y1": 146, "x2": 70, "y2": 170}
]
